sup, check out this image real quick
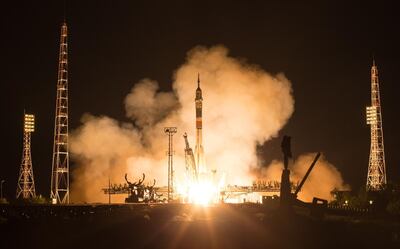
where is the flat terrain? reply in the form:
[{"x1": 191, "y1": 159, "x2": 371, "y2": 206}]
[{"x1": 0, "y1": 203, "x2": 399, "y2": 249}]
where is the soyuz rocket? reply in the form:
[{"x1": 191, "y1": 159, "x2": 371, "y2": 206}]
[{"x1": 194, "y1": 74, "x2": 205, "y2": 173}]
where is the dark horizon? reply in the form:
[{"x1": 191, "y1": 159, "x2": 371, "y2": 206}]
[{"x1": 1, "y1": 1, "x2": 400, "y2": 200}]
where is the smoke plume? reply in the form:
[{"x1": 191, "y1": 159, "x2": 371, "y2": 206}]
[
  {"x1": 70, "y1": 45, "x2": 344, "y2": 203},
  {"x1": 258, "y1": 153, "x2": 350, "y2": 201}
]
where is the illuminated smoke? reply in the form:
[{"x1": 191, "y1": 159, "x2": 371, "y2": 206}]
[
  {"x1": 70, "y1": 45, "x2": 296, "y2": 202},
  {"x1": 258, "y1": 153, "x2": 350, "y2": 201}
]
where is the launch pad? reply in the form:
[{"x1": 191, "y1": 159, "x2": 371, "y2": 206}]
[{"x1": 102, "y1": 179, "x2": 297, "y2": 204}]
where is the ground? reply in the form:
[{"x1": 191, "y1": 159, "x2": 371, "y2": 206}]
[{"x1": 1, "y1": 203, "x2": 399, "y2": 249}]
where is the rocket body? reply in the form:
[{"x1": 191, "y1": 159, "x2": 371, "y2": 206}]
[{"x1": 195, "y1": 76, "x2": 205, "y2": 173}]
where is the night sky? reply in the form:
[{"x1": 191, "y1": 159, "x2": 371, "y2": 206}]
[{"x1": 1, "y1": 1, "x2": 399, "y2": 200}]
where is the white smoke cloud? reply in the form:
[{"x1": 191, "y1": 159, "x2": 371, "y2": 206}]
[
  {"x1": 70, "y1": 45, "x2": 296, "y2": 202},
  {"x1": 125, "y1": 78, "x2": 179, "y2": 127}
]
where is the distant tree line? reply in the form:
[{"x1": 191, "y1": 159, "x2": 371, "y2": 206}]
[{"x1": 330, "y1": 183, "x2": 400, "y2": 216}]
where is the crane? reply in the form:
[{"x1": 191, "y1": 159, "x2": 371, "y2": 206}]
[{"x1": 183, "y1": 132, "x2": 198, "y2": 182}]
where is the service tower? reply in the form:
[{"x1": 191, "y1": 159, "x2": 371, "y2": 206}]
[{"x1": 194, "y1": 74, "x2": 205, "y2": 173}]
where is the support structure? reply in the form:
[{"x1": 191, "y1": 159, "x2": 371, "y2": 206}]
[
  {"x1": 16, "y1": 114, "x2": 36, "y2": 199},
  {"x1": 164, "y1": 127, "x2": 177, "y2": 202},
  {"x1": 280, "y1": 135, "x2": 292, "y2": 207},
  {"x1": 50, "y1": 22, "x2": 70, "y2": 204},
  {"x1": 183, "y1": 132, "x2": 198, "y2": 182},
  {"x1": 366, "y1": 60, "x2": 387, "y2": 191}
]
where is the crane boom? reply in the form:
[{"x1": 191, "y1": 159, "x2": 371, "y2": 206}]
[
  {"x1": 183, "y1": 132, "x2": 198, "y2": 181},
  {"x1": 294, "y1": 152, "x2": 321, "y2": 196}
]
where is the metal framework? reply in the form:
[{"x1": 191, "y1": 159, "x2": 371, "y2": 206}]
[
  {"x1": 16, "y1": 114, "x2": 36, "y2": 199},
  {"x1": 183, "y1": 132, "x2": 198, "y2": 182},
  {"x1": 366, "y1": 60, "x2": 387, "y2": 191},
  {"x1": 50, "y1": 22, "x2": 70, "y2": 204},
  {"x1": 102, "y1": 184, "x2": 282, "y2": 197},
  {"x1": 164, "y1": 127, "x2": 177, "y2": 201}
]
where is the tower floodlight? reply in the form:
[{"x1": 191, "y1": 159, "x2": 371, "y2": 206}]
[
  {"x1": 24, "y1": 114, "x2": 35, "y2": 132},
  {"x1": 16, "y1": 113, "x2": 36, "y2": 199}
]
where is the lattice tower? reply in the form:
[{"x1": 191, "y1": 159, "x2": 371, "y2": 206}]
[
  {"x1": 16, "y1": 114, "x2": 36, "y2": 199},
  {"x1": 164, "y1": 127, "x2": 177, "y2": 201},
  {"x1": 50, "y1": 22, "x2": 70, "y2": 204},
  {"x1": 366, "y1": 60, "x2": 387, "y2": 191}
]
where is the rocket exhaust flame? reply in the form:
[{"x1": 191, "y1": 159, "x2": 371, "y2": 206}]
[{"x1": 178, "y1": 174, "x2": 224, "y2": 206}]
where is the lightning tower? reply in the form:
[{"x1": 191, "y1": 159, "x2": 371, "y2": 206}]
[
  {"x1": 16, "y1": 114, "x2": 36, "y2": 199},
  {"x1": 50, "y1": 22, "x2": 70, "y2": 204},
  {"x1": 366, "y1": 60, "x2": 387, "y2": 191},
  {"x1": 194, "y1": 74, "x2": 205, "y2": 173}
]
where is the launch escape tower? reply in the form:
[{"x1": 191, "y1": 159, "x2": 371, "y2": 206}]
[
  {"x1": 194, "y1": 74, "x2": 205, "y2": 174},
  {"x1": 16, "y1": 114, "x2": 36, "y2": 199},
  {"x1": 366, "y1": 60, "x2": 387, "y2": 191},
  {"x1": 50, "y1": 22, "x2": 70, "y2": 204},
  {"x1": 164, "y1": 127, "x2": 177, "y2": 201}
]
